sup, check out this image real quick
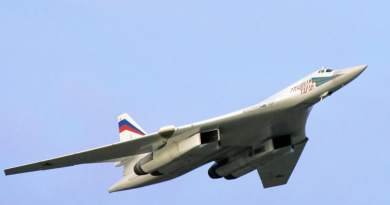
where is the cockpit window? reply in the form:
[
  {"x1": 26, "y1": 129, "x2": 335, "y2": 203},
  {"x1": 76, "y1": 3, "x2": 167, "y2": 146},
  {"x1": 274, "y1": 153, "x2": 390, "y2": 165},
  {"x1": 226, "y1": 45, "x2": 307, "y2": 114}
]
[
  {"x1": 321, "y1": 70, "x2": 324, "y2": 73},
  {"x1": 326, "y1": 69, "x2": 333, "y2": 72}
]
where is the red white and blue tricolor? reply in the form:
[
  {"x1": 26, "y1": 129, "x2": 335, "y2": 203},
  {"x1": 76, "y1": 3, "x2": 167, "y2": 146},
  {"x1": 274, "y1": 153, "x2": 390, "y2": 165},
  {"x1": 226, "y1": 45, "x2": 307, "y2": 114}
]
[{"x1": 119, "y1": 119, "x2": 146, "y2": 136}]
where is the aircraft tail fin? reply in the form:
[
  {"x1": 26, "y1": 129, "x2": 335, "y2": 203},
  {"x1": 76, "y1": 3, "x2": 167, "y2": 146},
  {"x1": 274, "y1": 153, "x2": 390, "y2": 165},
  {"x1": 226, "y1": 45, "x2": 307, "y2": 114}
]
[{"x1": 118, "y1": 113, "x2": 147, "y2": 142}]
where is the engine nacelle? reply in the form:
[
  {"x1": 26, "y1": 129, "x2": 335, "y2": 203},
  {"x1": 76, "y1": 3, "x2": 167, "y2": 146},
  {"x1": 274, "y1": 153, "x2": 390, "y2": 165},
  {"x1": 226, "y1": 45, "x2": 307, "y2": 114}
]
[
  {"x1": 224, "y1": 145, "x2": 293, "y2": 180},
  {"x1": 208, "y1": 134, "x2": 293, "y2": 179},
  {"x1": 134, "y1": 133, "x2": 201, "y2": 175},
  {"x1": 134, "y1": 131, "x2": 220, "y2": 176}
]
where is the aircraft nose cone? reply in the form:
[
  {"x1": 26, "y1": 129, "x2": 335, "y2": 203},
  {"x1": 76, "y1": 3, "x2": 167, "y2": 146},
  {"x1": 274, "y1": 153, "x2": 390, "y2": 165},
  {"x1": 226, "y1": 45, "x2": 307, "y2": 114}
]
[
  {"x1": 349, "y1": 64, "x2": 368, "y2": 77},
  {"x1": 336, "y1": 64, "x2": 368, "y2": 85}
]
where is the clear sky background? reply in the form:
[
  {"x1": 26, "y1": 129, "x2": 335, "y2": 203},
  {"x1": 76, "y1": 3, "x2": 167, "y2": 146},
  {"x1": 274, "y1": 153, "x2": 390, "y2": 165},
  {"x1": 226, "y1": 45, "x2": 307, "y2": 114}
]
[{"x1": 1, "y1": 1, "x2": 389, "y2": 204}]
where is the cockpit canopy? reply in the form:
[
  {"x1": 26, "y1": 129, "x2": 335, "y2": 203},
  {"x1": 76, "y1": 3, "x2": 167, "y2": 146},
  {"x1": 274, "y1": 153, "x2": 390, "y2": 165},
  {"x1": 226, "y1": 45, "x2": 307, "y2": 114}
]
[{"x1": 318, "y1": 69, "x2": 333, "y2": 73}]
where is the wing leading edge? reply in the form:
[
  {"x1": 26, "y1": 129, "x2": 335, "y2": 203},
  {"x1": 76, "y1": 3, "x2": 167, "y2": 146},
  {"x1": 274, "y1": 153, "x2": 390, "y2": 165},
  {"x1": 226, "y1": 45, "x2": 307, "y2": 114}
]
[
  {"x1": 4, "y1": 133, "x2": 167, "y2": 176},
  {"x1": 257, "y1": 137, "x2": 308, "y2": 188}
]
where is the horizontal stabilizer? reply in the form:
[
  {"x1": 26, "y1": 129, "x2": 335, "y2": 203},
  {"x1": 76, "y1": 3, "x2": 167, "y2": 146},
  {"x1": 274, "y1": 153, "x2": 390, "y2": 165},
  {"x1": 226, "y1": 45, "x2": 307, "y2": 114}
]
[{"x1": 4, "y1": 132, "x2": 167, "y2": 175}]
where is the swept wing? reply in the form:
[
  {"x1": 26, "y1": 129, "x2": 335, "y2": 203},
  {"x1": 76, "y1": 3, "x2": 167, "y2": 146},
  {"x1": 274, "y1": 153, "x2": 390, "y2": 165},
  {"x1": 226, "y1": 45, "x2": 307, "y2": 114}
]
[
  {"x1": 257, "y1": 138, "x2": 308, "y2": 188},
  {"x1": 4, "y1": 133, "x2": 166, "y2": 175}
]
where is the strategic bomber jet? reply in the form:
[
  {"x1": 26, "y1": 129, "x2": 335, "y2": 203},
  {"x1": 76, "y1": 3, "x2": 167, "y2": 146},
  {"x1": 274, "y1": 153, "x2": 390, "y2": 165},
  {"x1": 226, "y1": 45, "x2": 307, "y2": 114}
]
[{"x1": 4, "y1": 65, "x2": 367, "y2": 193}]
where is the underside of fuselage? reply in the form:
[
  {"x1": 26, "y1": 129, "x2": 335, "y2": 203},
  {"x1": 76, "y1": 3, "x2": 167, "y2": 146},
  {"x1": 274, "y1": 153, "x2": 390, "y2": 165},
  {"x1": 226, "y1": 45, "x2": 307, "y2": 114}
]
[{"x1": 109, "y1": 102, "x2": 313, "y2": 192}]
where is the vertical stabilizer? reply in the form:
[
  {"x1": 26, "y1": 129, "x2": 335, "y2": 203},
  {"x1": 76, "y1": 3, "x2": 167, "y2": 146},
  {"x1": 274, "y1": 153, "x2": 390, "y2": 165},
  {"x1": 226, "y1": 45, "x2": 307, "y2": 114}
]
[{"x1": 118, "y1": 113, "x2": 147, "y2": 142}]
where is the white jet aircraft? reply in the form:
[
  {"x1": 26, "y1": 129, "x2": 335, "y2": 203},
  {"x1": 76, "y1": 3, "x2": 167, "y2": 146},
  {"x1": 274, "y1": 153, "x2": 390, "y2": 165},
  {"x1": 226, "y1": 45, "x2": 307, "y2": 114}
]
[{"x1": 4, "y1": 65, "x2": 367, "y2": 193}]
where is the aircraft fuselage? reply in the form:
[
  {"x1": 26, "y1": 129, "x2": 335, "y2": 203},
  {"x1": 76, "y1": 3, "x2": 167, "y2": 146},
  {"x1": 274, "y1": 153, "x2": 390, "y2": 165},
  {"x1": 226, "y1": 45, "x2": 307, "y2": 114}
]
[{"x1": 108, "y1": 65, "x2": 367, "y2": 192}]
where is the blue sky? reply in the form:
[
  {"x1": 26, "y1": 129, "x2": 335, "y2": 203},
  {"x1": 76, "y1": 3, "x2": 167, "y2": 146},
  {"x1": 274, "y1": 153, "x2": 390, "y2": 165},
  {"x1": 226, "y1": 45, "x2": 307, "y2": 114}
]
[{"x1": 1, "y1": 1, "x2": 389, "y2": 204}]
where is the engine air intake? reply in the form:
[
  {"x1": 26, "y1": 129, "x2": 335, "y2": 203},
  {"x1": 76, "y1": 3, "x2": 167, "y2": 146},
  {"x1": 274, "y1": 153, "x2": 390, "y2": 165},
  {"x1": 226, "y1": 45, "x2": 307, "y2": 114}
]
[
  {"x1": 200, "y1": 130, "x2": 219, "y2": 144},
  {"x1": 272, "y1": 134, "x2": 292, "y2": 149}
]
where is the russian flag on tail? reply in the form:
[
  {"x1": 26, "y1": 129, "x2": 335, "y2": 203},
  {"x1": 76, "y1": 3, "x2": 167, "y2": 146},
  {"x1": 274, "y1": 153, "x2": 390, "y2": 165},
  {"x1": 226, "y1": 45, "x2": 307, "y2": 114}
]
[
  {"x1": 119, "y1": 120, "x2": 146, "y2": 136},
  {"x1": 118, "y1": 113, "x2": 147, "y2": 142}
]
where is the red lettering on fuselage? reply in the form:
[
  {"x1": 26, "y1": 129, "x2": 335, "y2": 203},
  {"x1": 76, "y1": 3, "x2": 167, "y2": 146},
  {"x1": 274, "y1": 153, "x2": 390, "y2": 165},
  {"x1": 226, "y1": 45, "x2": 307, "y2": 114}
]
[{"x1": 290, "y1": 79, "x2": 315, "y2": 94}]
